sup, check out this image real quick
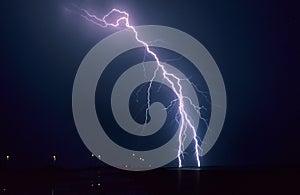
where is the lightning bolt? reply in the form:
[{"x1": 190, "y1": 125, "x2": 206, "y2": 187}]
[{"x1": 79, "y1": 8, "x2": 203, "y2": 167}]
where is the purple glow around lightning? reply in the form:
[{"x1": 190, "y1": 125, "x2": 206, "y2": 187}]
[{"x1": 80, "y1": 8, "x2": 202, "y2": 167}]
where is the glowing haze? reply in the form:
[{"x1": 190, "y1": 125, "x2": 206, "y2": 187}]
[{"x1": 80, "y1": 8, "x2": 202, "y2": 167}]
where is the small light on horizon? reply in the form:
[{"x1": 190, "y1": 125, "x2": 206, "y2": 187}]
[
  {"x1": 6, "y1": 155, "x2": 10, "y2": 161},
  {"x1": 53, "y1": 155, "x2": 56, "y2": 162}
]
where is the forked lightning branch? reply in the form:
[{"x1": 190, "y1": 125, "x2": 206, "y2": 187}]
[
  {"x1": 81, "y1": 8, "x2": 203, "y2": 167},
  {"x1": 72, "y1": 6, "x2": 226, "y2": 171}
]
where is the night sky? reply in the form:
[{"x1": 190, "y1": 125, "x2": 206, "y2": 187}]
[{"x1": 1, "y1": 0, "x2": 298, "y2": 169}]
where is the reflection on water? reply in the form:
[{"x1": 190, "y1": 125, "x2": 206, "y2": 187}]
[{"x1": 0, "y1": 166, "x2": 296, "y2": 194}]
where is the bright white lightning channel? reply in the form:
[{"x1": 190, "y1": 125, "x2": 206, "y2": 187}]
[{"x1": 81, "y1": 8, "x2": 203, "y2": 167}]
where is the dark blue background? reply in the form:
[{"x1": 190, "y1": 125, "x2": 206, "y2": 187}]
[{"x1": 0, "y1": 0, "x2": 298, "y2": 169}]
